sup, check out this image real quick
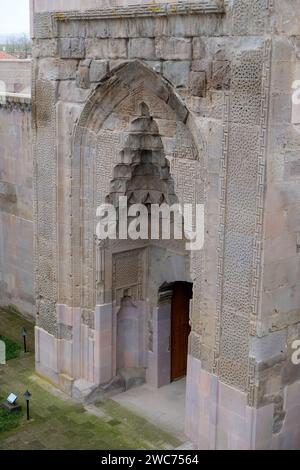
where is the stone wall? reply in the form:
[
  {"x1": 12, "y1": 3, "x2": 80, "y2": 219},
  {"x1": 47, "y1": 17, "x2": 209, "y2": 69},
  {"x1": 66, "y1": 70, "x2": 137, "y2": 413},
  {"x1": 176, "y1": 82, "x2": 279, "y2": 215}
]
[
  {"x1": 247, "y1": 6, "x2": 300, "y2": 447},
  {"x1": 0, "y1": 94, "x2": 34, "y2": 317},
  {"x1": 0, "y1": 60, "x2": 31, "y2": 94}
]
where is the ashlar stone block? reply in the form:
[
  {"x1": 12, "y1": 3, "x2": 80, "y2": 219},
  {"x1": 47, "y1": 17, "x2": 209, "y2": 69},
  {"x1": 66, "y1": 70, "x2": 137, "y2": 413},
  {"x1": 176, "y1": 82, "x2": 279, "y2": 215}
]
[
  {"x1": 58, "y1": 80, "x2": 91, "y2": 103},
  {"x1": 38, "y1": 58, "x2": 78, "y2": 81},
  {"x1": 145, "y1": 61, "x2": 162, "y2": 73},
  {"x1": 210, "y1": 61, "x2": 231, "y2": 90},
  {"x1": 163, "y1": 61, "x2": 190, "y2": 88},
  {"x1": 59, "y1": 38, "x2": 85, "y2": 59},
  {"x1": 76, "y1": 59, "x2": 92, "y2": 89},
  {"x1": 156, "y1": 37, "x2": 192, "y2": 61},
  {"x1": 189, "y1": 71, "x2": 207, "y2": 97},
  {"x1": 128, "y1": 38, "x2": 155, "y2": 60},
  {"x1": 192, "y1": 37, "x2": 206, "y2": 60},
  {"x1": 86, "y1": 38, "x2": 127, "y2": 60},
  {"x1": 33, "y1": 39, "x2": 58, "y2": 58},
  {"x1": 89, "y1": 60, "x2": 108, "y2": 83}
]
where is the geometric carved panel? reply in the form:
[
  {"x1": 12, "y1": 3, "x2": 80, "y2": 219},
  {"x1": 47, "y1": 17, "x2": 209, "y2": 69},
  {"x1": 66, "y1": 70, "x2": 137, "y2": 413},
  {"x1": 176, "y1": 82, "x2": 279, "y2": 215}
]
[
  {"x1": 112, "y1": 249, "x2": 145, "y2": 306},
  {"x1": 215, "y1": 39, "x2": 272, "y2": 394}
]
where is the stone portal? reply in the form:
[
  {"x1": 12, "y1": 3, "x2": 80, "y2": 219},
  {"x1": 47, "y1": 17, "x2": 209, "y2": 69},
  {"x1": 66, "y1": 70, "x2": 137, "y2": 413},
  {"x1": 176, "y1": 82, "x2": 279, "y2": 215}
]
[{"x1": 32, "y1": 0, "x2": 300, "y2": 450}]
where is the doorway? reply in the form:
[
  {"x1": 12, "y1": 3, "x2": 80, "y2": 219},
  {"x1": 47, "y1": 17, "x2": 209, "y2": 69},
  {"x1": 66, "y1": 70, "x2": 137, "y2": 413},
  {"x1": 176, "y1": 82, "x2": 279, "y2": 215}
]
[{"x1": 171, "y1": 282, "x2": 193, "y2": 382}]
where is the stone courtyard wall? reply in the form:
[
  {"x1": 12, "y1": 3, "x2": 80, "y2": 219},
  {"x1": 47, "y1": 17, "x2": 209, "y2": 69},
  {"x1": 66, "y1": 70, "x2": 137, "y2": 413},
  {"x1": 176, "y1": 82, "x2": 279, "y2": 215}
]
[
  {"x1": 0, "y1": 60, "x2": 31, "y2": 94},
  {"x1": 0, "y1": 94, "x2": 34, "y2": 317}
]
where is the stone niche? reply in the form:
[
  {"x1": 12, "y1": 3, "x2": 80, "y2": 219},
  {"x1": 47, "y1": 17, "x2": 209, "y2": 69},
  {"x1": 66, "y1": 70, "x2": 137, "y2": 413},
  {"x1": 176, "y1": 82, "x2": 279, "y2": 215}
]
[{"x1": 32, "y1": 0, "x2": 300, "y2": 450}]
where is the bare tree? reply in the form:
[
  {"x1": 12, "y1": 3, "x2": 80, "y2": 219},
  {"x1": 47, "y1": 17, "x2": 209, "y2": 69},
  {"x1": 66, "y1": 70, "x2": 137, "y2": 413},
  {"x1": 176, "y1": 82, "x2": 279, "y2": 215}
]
[{"x1": 1, "y1": 34, "x2": 32, "y2": 58}]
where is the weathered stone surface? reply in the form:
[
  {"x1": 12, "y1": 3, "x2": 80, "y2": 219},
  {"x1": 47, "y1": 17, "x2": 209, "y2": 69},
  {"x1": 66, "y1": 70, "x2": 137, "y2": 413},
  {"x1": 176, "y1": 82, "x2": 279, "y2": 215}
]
[
  {"x1": 189, "y1": 71, "x2": 206, "y2": 97},
  {"x1": 58, "y1": 80, "x2": 91, "y2": 103},
  {"x1": 191, "y1": 59, "x2": 212, "y2": 75},
  {"x1": 250, "y1": 331, "x2": 287, "y2": 363},
  {"x1": 210, "y1": 60, "x2": 230, "y2": 90},
  {"x1": 38, "y1": 58, "x2": 78, "y2": 81},
  {"x1": 76, "y1": 59, "x2": 92, "y2": 88},
  {"x1": 72, "y1": 379, "x2": 97, "y2": 403},
  {"x1": 145, "y1": 61, "x2": 162, "y2": 73},
  {"x1": 33, "y1": 39, "x2": 58, "y2": 58},
  {"x1": 59, "y1": 38, "x2": 85, "y2": 59},
  {"x1": 156, "y1": 37, "x2": 192, "y2": 61},
  {"x1": 128, "y1": 38, "x2": 155, "y2": 60},
  {"x1": 192, "y1": 37, "x2": 206, "y2": 60},
  {"x1": 163, "y1": 61, "x2": 190, "y2": 88},
  {"x1": 118, "y1": 368, "x2": 146, "y2": 391},
  {"x1": 86, "y1": 38, "x2": 127, "y2": 59},
  {"x1": 109, "y1": 59, "x2": 127, "y2": 72},
  {"x1": 0, "y1": 96, "x2": 34, "y2": 316},
  {"x1": 89, "y1": 60, "x2": 108, "y2": 82}
]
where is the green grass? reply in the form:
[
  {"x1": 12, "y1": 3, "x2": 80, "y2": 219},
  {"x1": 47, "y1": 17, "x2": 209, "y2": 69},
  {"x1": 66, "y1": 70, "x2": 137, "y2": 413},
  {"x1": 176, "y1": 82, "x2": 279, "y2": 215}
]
[
  {"x1": 0, "y1": 308, "x2": 181, "y2": 450},
  {"x1": 0, "y1": 307, "x2": 35, "y2": 352},
  {"x1": 0, "y1": 398, "x2": 23, "y2": 434},
  {"x1": 0, "y1": 336, "x2": 22, "y2": 361}
]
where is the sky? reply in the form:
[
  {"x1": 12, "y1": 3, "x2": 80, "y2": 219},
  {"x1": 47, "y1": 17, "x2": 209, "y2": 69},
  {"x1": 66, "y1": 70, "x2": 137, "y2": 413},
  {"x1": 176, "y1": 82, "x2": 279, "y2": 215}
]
[{"x1": 0, "y1": 0, "x2": 30, "y2": 37}]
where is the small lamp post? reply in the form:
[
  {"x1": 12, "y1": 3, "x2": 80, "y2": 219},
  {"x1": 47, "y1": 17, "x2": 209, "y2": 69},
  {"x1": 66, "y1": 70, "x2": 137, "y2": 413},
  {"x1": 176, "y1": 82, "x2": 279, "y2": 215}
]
[
  {"x1": 23, "y1": 390, "x2": 32, "y2": 421},
  {"x1": 21, "y1": 328, "x2": 28, "y2": 353}
]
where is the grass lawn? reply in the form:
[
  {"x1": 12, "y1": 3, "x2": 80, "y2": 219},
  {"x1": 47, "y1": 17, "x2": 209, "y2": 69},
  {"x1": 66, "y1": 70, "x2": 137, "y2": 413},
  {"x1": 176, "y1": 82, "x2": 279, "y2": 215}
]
[
  {"x1": 0, "y1": 336, "x2": 22, "y2": 361},
  {"x1": 0, "y1": 306, "x2": 35, "y2": 352},
  {"x1": 0, "y1": 399, "x2": 23, "y2": 434},
  {"x1": 0, "y1": 308, "x2": 181, "y2": 450}
]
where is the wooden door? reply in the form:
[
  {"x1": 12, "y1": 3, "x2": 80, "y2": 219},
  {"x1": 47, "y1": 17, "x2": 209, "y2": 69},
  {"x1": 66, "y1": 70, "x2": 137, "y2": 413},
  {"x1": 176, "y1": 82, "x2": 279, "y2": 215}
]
[{"x1": 171, "y1": 283, "x2": 192, "y2": 381}]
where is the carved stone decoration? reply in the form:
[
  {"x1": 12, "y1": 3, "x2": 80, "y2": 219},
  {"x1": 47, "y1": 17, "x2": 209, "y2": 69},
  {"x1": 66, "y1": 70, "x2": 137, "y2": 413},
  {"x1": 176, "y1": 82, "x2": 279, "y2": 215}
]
[
  {"x1": 95, "y1": 238, "x2": 107, "y2": 305},
  {"x1": 112, "y1": 249, "x2": 145, "y2": 306},
  {"x1": 0, "y1": 95, "x2": 31, "y2": 112},
  {"x1": 214, "y1": 40, "x2": 272, "y2": 394},
  {"x1": 71, "y1": 61, "x2": 203, "y2": 320},
  {"x1": 232, "y1": 0, "x2": 270, "y2": 35},
  {"x1": 34, "y1": 75, "x2": 58, "y2": 336},
  {"x1": 57, "y1": 323, "x2": 73, "y2": 341},
  {"x1": 81, "y1": 309, "x2": 95, "y2": 330},
  {"x1": 106, "y1": 103, "x2": 177, "y2": 209}
]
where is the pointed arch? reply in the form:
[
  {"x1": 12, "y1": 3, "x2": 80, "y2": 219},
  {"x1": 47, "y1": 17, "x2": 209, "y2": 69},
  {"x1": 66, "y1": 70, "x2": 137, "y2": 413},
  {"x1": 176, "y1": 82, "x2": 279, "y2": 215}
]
[{"x1": 71, "y1": 60, "x2": 205, "y2": 309}]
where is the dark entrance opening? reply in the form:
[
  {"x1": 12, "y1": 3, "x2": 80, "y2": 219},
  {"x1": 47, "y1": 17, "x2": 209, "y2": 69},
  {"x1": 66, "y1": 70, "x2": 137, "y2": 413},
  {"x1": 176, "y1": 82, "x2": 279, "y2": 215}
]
[{"x1": 171, "y1": 282, "x2": 193, "y2": 382}]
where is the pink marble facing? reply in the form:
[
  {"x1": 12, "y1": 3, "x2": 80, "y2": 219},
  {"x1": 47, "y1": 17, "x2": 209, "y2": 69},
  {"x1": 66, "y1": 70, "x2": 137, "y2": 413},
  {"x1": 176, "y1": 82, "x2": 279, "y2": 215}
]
[
  {"x1": 147, "y1": 301, "x2": 172, "y2": 388},
  {"x1": 185, "y1": 355, "x2": 300, "y2": 450},
  {"x1": 117, "y1": 298, "x2": 147, "y2": 370}
]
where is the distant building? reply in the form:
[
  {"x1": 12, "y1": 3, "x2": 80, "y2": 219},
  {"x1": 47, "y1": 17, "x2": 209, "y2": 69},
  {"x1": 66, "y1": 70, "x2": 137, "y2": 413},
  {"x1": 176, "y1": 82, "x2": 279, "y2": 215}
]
[
  {"x1": 0, "y1": 51, "x2": 15, "y2": 60},
  {"x1": 0, "y1": 58, "x2": 31, "y2": 93}
]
